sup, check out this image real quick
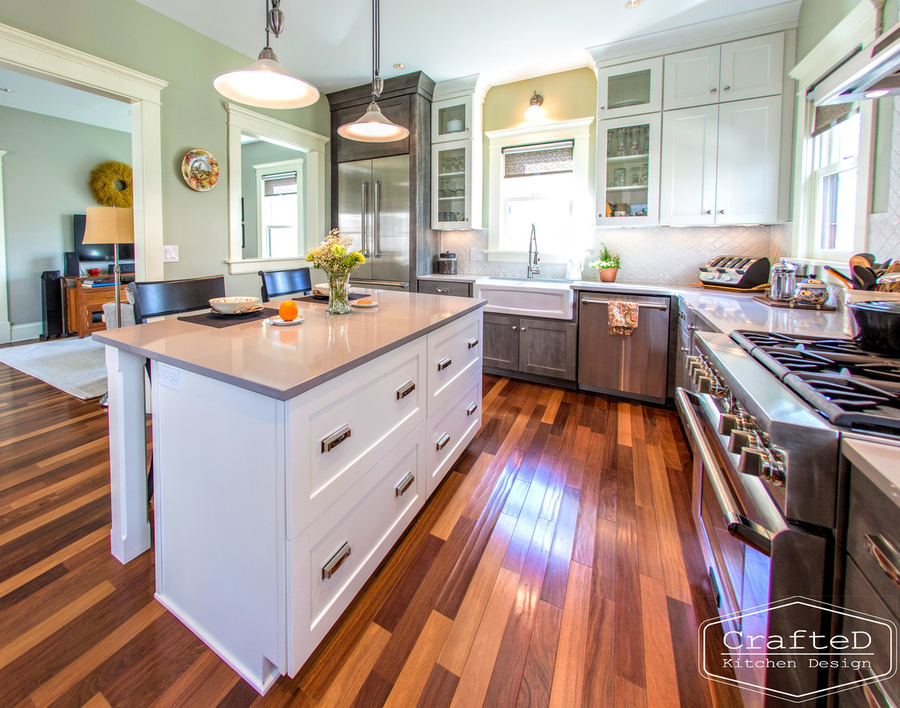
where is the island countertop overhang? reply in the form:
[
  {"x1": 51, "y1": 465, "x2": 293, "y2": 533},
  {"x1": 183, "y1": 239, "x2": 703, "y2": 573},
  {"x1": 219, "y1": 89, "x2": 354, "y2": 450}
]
[{"x1": 93, "y1": 291, "x2": 486, "y2": 401}]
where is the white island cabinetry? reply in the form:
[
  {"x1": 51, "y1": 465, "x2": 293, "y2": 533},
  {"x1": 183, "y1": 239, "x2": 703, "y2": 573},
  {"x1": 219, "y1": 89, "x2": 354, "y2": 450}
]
[{"x1": 97, "y1": 294, "x2": 483, "y2": 694}]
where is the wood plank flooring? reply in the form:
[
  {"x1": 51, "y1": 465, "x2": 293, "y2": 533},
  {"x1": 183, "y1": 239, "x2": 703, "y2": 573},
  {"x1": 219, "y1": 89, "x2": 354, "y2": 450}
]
[{"x1": 0, "y1": 359, "x2": 743, "y2": 707}]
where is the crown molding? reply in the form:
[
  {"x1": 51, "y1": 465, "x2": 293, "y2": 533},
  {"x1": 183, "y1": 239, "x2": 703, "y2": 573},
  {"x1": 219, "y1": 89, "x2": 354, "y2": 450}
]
[{"x1": 587, "y1": 1, "x2": 801, "y2": 68}]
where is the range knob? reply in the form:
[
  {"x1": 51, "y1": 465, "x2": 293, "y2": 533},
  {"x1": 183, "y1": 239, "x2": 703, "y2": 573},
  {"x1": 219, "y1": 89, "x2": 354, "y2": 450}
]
[
  {"x1": 764, "y1": 457, "x2": 786, "y2": 486},
  {"x1": 696, "y1": 376, "x2": 714, "y2": 394},
  {"x1": 739, "y1": 447, "x2": 768, "y2": 477},
  {"x1": 717, "y1": 413, "x2": 741, "y2": 436},
  {"x1": 685, "y1": 355, "x2": 700, "y2": 371},
  {"x1": 728, "y1": 429, "x2": 755, "y2": 454}
]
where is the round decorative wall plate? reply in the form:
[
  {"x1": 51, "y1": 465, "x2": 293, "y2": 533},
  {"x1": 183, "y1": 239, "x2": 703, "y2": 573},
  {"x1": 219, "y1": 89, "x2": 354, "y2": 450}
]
[{"x1": 181, "y1": 149, "x2": 219, "y2": 191}]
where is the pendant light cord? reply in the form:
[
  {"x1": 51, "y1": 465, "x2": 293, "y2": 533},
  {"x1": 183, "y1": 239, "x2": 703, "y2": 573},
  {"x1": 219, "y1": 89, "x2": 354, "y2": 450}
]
[{"x1": 372, "y1": 0, "x2": 381, "y2": 100}]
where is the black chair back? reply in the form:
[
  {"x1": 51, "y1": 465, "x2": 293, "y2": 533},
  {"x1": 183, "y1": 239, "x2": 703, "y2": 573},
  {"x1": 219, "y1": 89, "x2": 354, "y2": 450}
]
[
  {"x1": 259, "y1": 268, "x2": 312, "y2": 301},
  {"x1": 130, "y1": 275, "x2": 226, "y2": 323}
]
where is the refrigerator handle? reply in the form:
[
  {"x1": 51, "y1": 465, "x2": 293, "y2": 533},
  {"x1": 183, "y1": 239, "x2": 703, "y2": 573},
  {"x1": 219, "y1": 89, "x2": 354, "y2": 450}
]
[
  {"x1": 361, "y1": 181, "x2": 370, "y2": 256},
  {"x1": 373, "y1": 179, "x2": 382, "y2": 258}
]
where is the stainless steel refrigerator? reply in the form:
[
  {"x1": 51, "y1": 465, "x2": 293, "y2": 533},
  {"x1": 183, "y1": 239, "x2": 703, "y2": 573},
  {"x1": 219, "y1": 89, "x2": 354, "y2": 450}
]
[{"x1": 338, "y1": 155, "x2": 410, "y2": 288}]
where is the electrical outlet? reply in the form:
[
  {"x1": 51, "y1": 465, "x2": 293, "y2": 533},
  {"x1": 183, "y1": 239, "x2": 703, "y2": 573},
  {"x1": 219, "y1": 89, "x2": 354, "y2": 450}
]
[
  {"x1": 470, "y1": 248, "x2": 484, "y2": 261},
  {"x1": 163, "y1": 245, "x2": 179, "y2": 262},
  {"x1": 157, "y1": 363, "x2": 181, "y2": 390}
]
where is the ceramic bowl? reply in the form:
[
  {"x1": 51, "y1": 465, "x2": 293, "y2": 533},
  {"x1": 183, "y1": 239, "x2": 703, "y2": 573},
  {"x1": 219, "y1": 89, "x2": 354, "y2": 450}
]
[
  {"x1": 446, "y1": 119, "x2": 464, "y2": 132},
  {"x1": 209, "y1": 296, "x2": 260, "y2": 314},
  {"x1": 86, "y1": 268, "x2": 102, "y2": 276},
  {"x1": 312, "y1": 282, "x2": 330, "y2": 297}
]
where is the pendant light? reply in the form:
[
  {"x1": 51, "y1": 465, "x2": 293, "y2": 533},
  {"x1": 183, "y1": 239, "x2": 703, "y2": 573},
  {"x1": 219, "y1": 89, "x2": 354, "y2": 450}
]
[
  {"x1": 214, "y1": 0, "x2": 319, "y2": 109},
  {"x1": 337, "y1": 0, "x2": 409, "y2": 142}
]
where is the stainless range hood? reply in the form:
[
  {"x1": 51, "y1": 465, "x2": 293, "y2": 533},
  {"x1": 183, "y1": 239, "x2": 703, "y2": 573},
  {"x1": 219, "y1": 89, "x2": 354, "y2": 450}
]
[{"x1": 811, "y1": 18, "x2": 900, "y2": 105}]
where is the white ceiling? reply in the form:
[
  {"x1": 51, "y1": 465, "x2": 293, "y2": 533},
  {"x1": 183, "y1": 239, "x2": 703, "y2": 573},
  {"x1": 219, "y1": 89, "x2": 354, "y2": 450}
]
[
  {"x1": 0, "y1": 67, "x2": 131, "y2": 132},
  {"x1": 135, "y1": 0, "x2": 800, "y2": 94}
]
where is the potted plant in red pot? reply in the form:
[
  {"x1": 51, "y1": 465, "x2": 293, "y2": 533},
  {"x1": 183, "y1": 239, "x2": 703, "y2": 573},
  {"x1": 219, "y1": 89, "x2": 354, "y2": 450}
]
[{"x1": 590, "y1": 243, "x2": 621, "y2": 282}]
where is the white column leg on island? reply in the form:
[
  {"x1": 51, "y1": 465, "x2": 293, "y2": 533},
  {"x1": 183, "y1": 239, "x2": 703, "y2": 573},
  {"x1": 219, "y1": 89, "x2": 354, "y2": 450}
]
[{"x1": 105, "y1": 345, "x2": 151, "y2": 564}]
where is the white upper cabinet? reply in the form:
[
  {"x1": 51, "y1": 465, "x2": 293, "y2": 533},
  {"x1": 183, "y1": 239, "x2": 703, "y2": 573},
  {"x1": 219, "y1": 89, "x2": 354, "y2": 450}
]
[
  {"x1": 597, "y1": 57, "x2": 663, "y2": 119},
  {"x1": 660, "y1": 105, "x2": 719, "y2": 225},
  {"x1": 720, "y1": 34, "x2": 784, "y2": 103},
  {"x1": 663, "y1": 46, "x2": 721, "y2": 111},
  {"x1": 715, "y1": 95, "x2": 782, "y2": 224},
  {"x1": 663, "y1": 33, "x2": 784, "y2": 111},
  {"x1": 432, "y1": 95, "x2": 475, "y2": 144},
  {"x1": 661, "y1": 96, "x2": 782, "y2": 226}
]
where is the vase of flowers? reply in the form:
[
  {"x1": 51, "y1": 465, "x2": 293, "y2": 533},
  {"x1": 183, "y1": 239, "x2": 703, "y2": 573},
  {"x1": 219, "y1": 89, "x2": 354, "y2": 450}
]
[
  {"x1": 306, "y1": 229, "x2": 366, "y2": 314},
  {"x1": 590, "y1": 243, "x2": 621, "y2": 282}
]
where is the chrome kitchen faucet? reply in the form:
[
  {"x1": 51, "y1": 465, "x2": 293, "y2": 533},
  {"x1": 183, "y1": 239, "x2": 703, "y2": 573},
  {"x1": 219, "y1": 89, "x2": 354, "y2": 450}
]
[{"x1": 527, "y1": 224, "x2": 540, "y2": 278}]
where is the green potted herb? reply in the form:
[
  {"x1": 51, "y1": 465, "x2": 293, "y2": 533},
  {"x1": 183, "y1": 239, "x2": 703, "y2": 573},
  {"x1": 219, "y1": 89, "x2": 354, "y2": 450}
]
[{"x1": 590, "y1": 243, "x2": 621, "y2": 282}]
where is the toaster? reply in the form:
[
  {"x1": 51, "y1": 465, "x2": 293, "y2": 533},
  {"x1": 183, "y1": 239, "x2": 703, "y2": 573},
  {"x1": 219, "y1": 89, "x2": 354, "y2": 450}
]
[{"x1": 698, "y1": 256, "x2": 770, "y2": 289}]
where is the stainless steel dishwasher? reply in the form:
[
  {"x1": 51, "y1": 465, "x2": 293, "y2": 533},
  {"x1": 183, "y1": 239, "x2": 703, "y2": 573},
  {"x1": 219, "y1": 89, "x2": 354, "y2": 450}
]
[{"x1": 577, "y1": 291, "x2": 671, "y2": 403}]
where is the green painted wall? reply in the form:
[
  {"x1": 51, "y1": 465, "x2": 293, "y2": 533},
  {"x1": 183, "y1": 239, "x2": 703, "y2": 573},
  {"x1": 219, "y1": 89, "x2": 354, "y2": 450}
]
[
  {"x1": 0, "y1": 0, "x2": 331, "y2": 299},
  {"x1": 481, "y1": 68, "x2": 598, "y2": 221},
  {"x1": 796, "y1": 0, "x2": 860, "y2": 61},
  {"x1": 0, "y1": 106, "x2": 131, "y2": 325}
]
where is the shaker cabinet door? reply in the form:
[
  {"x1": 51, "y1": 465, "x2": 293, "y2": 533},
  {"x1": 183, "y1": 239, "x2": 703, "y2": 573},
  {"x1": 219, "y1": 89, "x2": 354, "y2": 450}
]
[
  {"x1": 660, "y1": 105, "x2": 719, "y2": 226},
  {"x1": 663, "y1": 46, "x2": 721, "y2": 111},
  {"x1": 715, "y1": 96, "x2": 781, "y2": 225},
  {"x1": 719, "y1": 34, "x2": 784, "y2": 102},
  {"x1": 483, "y1": 314, "x2": 519, "y2": 371}
]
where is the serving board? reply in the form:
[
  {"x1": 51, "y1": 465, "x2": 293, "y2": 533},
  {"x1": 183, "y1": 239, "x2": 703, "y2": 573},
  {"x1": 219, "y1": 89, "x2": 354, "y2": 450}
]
[{"x1": 753, "y1": 295, "x2": 836, "y2": 311}]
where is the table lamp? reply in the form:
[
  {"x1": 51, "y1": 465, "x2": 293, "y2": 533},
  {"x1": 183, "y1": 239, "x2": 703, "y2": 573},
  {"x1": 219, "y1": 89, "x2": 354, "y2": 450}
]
[{"x1": 82, "y1": 206, "x2": 134, "y2": 329}]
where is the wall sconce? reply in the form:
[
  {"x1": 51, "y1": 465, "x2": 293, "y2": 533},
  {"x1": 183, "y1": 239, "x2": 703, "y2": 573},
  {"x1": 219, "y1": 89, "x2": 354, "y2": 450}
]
[{"x1": 524, "y1": 91, "x2": 545, "y2": 120}]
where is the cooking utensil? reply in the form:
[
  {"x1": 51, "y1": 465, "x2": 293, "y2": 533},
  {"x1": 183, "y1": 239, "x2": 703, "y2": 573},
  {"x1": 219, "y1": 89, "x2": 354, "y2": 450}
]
[
  {"x1": 860, "y1": 253, "x2": 876, "y2": 266},
  {"x1": 848, "y1": 301, "x2": 900, "y2": 356},
  {"x1": 849, "y1": 254, "x2": 871, "y2": 271},
  {"x1": 852, "y1": 264, "x2": 877, "y2": 290},
  {"x1": 823, "y1": 265, "x2": 855, "y2": 289}
]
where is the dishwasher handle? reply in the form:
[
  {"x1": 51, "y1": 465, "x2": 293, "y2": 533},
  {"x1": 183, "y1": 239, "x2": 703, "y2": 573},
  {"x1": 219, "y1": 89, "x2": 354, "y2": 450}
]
[{"x1": 582, "y1": 297, "x2": 668, "y2": 311}]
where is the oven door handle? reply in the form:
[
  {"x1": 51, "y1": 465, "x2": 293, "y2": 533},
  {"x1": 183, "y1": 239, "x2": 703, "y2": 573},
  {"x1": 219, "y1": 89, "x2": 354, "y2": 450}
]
[{"x1": 676, "y1": 388, "x2": 774, "y2": 557}]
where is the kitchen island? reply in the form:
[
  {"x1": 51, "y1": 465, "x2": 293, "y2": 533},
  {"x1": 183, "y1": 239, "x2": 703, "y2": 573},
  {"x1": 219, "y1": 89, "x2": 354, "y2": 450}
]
[{"x1": 93, "y1": 290, "x2": 485, "y2": 693}]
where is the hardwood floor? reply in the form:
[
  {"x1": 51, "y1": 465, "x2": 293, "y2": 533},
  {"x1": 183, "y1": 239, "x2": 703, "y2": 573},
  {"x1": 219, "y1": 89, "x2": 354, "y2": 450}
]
[{"x1": 0, "y1": 362, "x2": 743, "y2": 707}]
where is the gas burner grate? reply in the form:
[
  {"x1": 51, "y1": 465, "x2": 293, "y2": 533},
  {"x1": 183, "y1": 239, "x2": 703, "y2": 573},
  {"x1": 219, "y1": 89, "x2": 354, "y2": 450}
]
[{"x1": 784, "y1": 372, "x2": 900, "y2": 433}]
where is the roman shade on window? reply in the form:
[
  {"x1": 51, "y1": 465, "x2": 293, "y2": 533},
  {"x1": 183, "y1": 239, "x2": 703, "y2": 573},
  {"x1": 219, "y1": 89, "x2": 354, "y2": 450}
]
[
  {"x1": 811, "y1": 103, "x2": 859, "y2": 138},
  {"x1": 262, "y1": 172, "x2": 298, "y2": 196},
  {"x1": 502, "y1": 141, "x2": 574, "y2": 178}
]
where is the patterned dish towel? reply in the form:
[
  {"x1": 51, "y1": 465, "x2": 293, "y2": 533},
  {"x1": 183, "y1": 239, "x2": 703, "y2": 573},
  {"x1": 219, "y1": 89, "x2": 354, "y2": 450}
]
[{"x1": 608, "y1": 301, "x2": 639, "y2": 336}]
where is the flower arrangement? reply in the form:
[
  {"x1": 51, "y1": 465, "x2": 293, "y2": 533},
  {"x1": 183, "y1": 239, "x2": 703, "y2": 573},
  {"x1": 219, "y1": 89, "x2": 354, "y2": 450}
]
[
  {"x1": 306, "y1": 229, "x2": 366, "y2": 314},
  {"x1": 589, "y1": 243, "x2": 621, "y2": 282}
]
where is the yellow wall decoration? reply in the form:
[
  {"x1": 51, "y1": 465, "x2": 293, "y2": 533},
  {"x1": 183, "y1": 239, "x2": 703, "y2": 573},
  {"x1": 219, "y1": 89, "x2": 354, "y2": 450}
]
[{"x1": 89, "y1": 161, "x2": 133, "y2": 208}]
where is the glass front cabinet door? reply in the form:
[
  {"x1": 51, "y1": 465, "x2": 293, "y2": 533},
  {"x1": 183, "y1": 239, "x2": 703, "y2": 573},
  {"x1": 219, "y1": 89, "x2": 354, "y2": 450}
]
[
  {"x1": 432, "y1": 96, "x2": 474, "y2": 143},
  {"x1": 432, "y1": 140, "x2": 477, "y2": 229},
  {"x1": 596, "y1": 112, "x2": 661, "y2": 227},
  {"x1": 597, "y1": 57, "x2": 663, "y2": 119}
]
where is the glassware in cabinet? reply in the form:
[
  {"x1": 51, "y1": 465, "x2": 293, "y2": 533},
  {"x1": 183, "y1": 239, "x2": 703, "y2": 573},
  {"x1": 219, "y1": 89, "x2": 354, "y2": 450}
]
[
  {"x1": 432, "y1": 140, "x2": 478, "y2": 229},
  {"x1": 596, "y1": 113, "x2": 661, "y2": 226}
]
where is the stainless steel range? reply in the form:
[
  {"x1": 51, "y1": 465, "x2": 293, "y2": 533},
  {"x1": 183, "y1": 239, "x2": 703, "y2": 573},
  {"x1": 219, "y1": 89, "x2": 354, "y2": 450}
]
[{"x1": 676, "y1": 329, "x2": 900, "y2": 706}]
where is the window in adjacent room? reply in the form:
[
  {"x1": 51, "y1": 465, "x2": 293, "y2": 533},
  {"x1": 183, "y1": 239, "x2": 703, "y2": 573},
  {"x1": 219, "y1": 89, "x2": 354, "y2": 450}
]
[{"x1": 256, "y1": 159, "x2": 305, "y2": 259}]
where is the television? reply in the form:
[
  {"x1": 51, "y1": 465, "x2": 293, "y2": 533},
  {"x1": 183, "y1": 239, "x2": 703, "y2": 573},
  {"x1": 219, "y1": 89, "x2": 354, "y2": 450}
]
[{"x1": 73, "y1": 214, "x2": 135, "y2": 262}]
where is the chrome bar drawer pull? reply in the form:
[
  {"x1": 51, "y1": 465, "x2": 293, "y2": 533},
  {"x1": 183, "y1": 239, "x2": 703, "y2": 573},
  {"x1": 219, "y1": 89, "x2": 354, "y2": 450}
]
[
  {"x1": 396, "y1": 380, "x2": 416, "y2": 400},
  {"x1": 322, "y1": 542, "x2": 351, "y2": 580},
  {"x1": 467, "y1": 338, "x2": 479, "y2": 349},
  {"x1": 865, "y1": 534, "x2": 900, "y2": 588},
  {"x1": 466, "y1": 402, "x2": 478, "y2": 416},
  {"x1": 437, "y1": 357, "x2": 452, "y2": 372},
  {"x1": 436, "y1": 288, "x2": 449, "y2": 294},
  {"x1": 436, "y1": 433, "x2": 451, "y2": 451},
  {"x1": 395, "y1": 472, "x2": 415, "y2": 497},
  {"x1": 321, "y1": 424, "x2": 352, "y2": 453}
]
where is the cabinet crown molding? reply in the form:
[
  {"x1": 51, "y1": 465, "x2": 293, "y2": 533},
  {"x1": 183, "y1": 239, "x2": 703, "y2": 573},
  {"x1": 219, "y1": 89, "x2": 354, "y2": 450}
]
[{"x1": 588, "y1": 1, "x2": 800, "y2": 69}]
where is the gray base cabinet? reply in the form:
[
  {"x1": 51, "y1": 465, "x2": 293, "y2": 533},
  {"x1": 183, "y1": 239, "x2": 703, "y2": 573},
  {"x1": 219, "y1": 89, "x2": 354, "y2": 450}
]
[
  {"x1": 483, "y1": 313, "x2": 576, "y2": 382},
  {"x1": 416, "y1": 280, "x2": 472, "y2": 298}
]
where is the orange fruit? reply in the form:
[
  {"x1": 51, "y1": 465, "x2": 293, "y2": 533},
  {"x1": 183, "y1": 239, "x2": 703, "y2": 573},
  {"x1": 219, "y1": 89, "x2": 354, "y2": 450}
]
[{"x1": 278, "y1": 300, "x2": 300, "y2": 322}]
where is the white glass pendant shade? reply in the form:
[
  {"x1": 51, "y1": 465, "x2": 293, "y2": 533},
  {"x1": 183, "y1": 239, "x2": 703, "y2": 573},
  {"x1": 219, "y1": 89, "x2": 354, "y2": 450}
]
[
  {"x1": 214, "y1": 49, "x2": 319, "y2": 109},
  {"x1": 337, "y1": 101, "x2": 409, "y2": 142}
]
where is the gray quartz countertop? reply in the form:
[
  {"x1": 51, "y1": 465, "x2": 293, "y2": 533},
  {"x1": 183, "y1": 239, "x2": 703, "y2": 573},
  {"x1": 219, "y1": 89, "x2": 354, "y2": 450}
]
[
  {"x1": 94, "y1": 291, "x2": 485, "y2": 401},
  {"x1": 416, "y1": 273, "x2": 482, "y2": 284}
]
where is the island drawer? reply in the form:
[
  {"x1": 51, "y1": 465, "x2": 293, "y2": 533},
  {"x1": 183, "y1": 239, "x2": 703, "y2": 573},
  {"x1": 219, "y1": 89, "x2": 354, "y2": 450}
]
[
  {"x1": 286, "y1": 338, "x2": 426, "y2": 539},
  {"x1": 426, "y1": 369, "x2": 482, "y2": 496},
  {"x1": 287, "y1": 424, "x2": 426, "y2": 675},
  {"x1": 427, "y1": 310, "x2": 482, "y2": 415}
]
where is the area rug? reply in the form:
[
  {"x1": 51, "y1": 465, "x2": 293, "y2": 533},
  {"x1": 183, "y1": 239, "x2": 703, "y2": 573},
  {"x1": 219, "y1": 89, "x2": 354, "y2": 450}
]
[{"x1": 0, "y1": 337, "x2": 107, "y2": 400}]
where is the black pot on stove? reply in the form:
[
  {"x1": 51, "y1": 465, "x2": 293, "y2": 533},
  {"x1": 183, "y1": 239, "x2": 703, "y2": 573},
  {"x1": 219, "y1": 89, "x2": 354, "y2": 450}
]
[{"x1": 848, "y1": 301, "x2": 900, "y2": 356}]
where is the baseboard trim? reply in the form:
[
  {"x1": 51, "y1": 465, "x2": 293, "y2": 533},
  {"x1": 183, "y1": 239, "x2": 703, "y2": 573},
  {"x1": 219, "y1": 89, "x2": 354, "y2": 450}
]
[
  {"x1": 11, "y1": 321, "x2": 42, "y2": 343},
  {"x1": 0, "y1": 321, "x2": 10, "y2": 345}
]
